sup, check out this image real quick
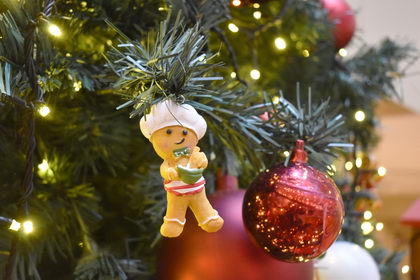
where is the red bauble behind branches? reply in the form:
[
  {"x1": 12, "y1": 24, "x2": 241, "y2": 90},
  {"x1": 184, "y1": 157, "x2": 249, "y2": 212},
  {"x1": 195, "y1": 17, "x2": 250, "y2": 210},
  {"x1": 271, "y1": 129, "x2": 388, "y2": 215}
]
[
  {"x1": 320, "y1": 0, "x2": 356, "y2": 49},
  {"x1": 243, "y1": 140, "x2": 344, "y2": 262},
  {"x1": 158, "y1": 173, "x2": 314, "y2": 280}
]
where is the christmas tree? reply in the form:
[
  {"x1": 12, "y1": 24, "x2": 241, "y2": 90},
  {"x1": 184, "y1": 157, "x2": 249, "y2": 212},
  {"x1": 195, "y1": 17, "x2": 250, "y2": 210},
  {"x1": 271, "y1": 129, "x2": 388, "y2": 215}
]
[{"x1": 0, "y1": 0, "x2": 415, "y2": 279}]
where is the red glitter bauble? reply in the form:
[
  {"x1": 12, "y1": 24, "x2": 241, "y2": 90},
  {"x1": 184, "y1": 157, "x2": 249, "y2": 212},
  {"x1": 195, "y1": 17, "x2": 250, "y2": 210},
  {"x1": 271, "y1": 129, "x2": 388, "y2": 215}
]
[
  {"x1": 320, "y1": 0, "x2": 356, "y2": 49},
  {"x1": 243, "y1": 140, "x2": 344, "y2": 263},
  {"x1": 157, "y1": 173, "x2": 314, "y2": 280}
]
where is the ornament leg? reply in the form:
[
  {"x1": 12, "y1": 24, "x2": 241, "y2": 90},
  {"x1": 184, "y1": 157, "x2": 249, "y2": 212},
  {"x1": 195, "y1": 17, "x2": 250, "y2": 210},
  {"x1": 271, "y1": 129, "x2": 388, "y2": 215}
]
[
  {"x1": 189, "y1": 190, "x2": 224, "y2": 233},
  {"x1": 161, "y1": 192, "x2": 189, "y2": 238}
]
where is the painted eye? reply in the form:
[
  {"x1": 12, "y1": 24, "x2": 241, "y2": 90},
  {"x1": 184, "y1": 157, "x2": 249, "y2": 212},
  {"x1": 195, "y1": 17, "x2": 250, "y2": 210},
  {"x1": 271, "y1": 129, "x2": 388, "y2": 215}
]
[
  {"x1": 182, "y1": 130, "x2": 188, "y2": 136},
  {"x1": 166, "y1": 129, "x2": 172, "y2": 135}
]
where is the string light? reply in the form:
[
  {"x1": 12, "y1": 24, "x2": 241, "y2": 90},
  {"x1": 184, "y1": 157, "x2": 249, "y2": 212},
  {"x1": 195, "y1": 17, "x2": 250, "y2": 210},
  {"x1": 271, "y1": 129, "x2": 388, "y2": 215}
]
[
  {"x1": 364, "y1": 239, "x2": 374, "y2": 249},
  {"x1": 274, "y1": 37, "x2": 287, "y2": 50},
  {"x1": 9, "y1": 220, "x2": 21, "y2": 231},
  {"x1": 376, "y1": 222, "x2": 384, "y2": 231},
  {"x1": 361, "y1": 221, "x2": 374, "y2": 235},
  {"x1": 230, "y1": 72, "x2": 237, "y2": 78},
  {"x1": 302, "y1": 49, "x2": 310, "y2": 57},
  {"x1": 23, "y1": 221, "x2": 33, "y2": 234},
  {"x1": 253, "y1": 11, "x2": 262, "y2": 19},
  {"x1": 355, "y1": 157, "x2": 363, "y2": 168},
  {"x1": 250, "y1": 69, "x2": 260, "y2": 80},
  {"x1": 48, "y1": 24, "x2": 62, "y2": 37},
  {"x1": 344, "y1": 161, "x2": 353, "y2": 171},
  {"x1": 73, "y1": 81, "x2": 82, "y2": 92},
  {"x1": 283, "y1": 151, "x2": 290, "y2": 157},
  {"x1": 38, "y1": 159, "x2": 50, "y2": 173},
  {"x1": 401, "y1": 265, "x2": 410, "y2": 274},
  {"x1": 355, "y1": 110, "x2": 366, "y2": 122},
  {"x1": 364, "y1": 210, "x2": 373, "y2": 220},
  {"x1": 38, "y1": 105, "x2": 50, "y2": 117},
  {"x1": 338, "y1": 48, "x2": 348, "y2": 57},
  {"x1": 232, "y1": 0, "x2": 241, "y2": 6},
  {"x1": 272, "y1": 96, "x2": 280, "y2": 104},
  {"x1": 228, "y1": 23, "x2": 239, "y2": 33},
  {"x1": 378, "y1": 166, "x2": 387, "y2": 176},
  {"x1": 253, "y1": 3, "x2": 260, "y2": 8}
]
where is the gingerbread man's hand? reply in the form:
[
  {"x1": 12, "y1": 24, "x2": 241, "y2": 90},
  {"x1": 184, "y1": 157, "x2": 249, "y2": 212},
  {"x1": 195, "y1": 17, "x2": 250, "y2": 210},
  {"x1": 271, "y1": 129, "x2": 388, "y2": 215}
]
[
  {"x1": 189, "y1": 148, "x2": 208, "y2": 169},
  {"x1": 167, "y1": 167, "x2": 179, "y2": 181}
]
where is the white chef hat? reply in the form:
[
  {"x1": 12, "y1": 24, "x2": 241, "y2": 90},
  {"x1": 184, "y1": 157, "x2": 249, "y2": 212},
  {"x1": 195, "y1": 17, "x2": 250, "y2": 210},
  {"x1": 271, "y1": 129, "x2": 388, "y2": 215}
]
[{"x1": 140, "y1": 100, "x2": 207, "y2": 140}]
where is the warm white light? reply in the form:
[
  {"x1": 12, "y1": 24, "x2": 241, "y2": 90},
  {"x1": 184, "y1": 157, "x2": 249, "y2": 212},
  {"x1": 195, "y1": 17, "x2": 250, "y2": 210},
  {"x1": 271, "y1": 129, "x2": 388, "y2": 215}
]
[
  {"x1": 253, "y1": 11, "x2": 262, "y2": 19},
  {"x1": 302, "y1": 49, "x2": 310, "y2": 57},
  {"x1": 364, "y1": 210, "x2": 373, "y2": 220},
  {"x1": 376, "y1": 222, "x2": 384, "y2": 231},
  {"x1": 345, "y1": 161, "x2": 353, "y2": 171},
  {"x1": 355, "y1": 110, "x2": 366, "y2": 122},
  {"x1": 23, "y1": 221, "x2": 33, "y2": 234},
  {"x1": 338, "y1": 48, "x2": 348, "y2": 57},
  {"x1": 250, "y1": 69, "x2": 260, "y2": 80},
  {"x1": 378, "y1": 166, "x2": 387, "y2": 176},
  {"x1": 48, "y1": 24, "x2": 62, "y2": 37},
  {"x1": 364, "y1": 239, "x2": 374, "y2": 249},
  {"x1": 38, "y1": 105, "x2": 50, "y2": 117},
  {"x1": 355, "y1": 157, "x2": 363, "y2": 168},
  {"x1": 402, "y1": 265, "x2": 410, "y2": 274},
  {"x1": 228, "y1": 23, "x2": 239, "y2": 33},
  {"x1": 253, "y1": 3, "x2": 260, "y2": 8},
  {"x1": 73, "y1": 81, "x2": 82, "y2": 92},
  {"x1": 272, "y1": 96, "x2": 280, "y2": 104},
  {"x1": 9, "y1": 220, "x2": 21, "y2": 231},
  {"x1": 38, "y1": 159, "x2": 50, "y2": 172},
  {"x1": 283, "y1": 151, "x2": 290, "y2": 157},
  {"x1": 361, "y1": 221, "x2": 374, "y2": 235},
  {"x1": 274, "y1": 37, "x2": 287, "y2": 50},
  {"x1": 230, "y1": 72, "x2": 237, "y2": 78},
  {"x1": 232, "y1": 0, "x2": 241, "y2": 6}
]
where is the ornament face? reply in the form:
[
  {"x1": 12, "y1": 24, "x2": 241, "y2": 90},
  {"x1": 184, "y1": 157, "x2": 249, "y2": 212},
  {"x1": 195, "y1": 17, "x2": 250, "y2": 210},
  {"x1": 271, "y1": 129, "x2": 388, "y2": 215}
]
[
  {"x1": 140, "y1": 100, "x2": 224, "y2": 238},
  {"x1": 243, "y1": 141, "x2": 344, "y2": 262}
]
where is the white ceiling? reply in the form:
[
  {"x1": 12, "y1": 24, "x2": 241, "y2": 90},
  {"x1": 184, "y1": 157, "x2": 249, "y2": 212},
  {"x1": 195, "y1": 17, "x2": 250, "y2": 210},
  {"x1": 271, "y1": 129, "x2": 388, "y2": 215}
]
[{"x1": 347, "y1": 0, "x2": 420, "y2": 113}]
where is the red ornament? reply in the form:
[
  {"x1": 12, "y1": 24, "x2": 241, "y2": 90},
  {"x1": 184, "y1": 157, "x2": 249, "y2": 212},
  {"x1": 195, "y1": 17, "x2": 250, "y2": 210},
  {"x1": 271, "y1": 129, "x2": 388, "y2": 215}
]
[
  {"x1": 320, "y1": 0, "x2": 356, "y2": 49},
  {"x1": 243, "y1": 140, "x2": 344, "y2": 262},
  {"x1": 157, "y1": 173, "x2": 314, "y2": 280}
]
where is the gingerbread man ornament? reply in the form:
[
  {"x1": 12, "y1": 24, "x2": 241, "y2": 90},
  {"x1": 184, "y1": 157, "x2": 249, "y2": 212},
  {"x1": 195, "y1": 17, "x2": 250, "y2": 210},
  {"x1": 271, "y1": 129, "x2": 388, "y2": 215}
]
[{"x1": 140, "y1": 100, "x2": 224, "y2": 237}]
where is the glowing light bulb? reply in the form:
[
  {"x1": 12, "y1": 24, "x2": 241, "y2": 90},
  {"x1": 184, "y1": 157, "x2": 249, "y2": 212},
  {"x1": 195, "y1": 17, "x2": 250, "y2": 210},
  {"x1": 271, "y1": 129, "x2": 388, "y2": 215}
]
[
  {"x1": 73, "y1": 81, "x2": 82, "y2": 92},
  {"x1": 48, "y1": 24, "x2": 62, "y2": 37},
  {"x1": 355, "y1": 110, "x2": 365, "y2": 122},
  {"x1": 38, "y1": 159, "x2": 50, "y2": 172},
  {"x1": 250, "y1": 69, "x2": 260, "y2": 80},
  {"x1": 283, "y1": 151, "x2": 290, "y2": 157},
  {"x1": 378, "y1": 166, "x2": 387, "y2": 176},
  {"x1": 364, "y1": 210, "x2": 373, "y2": 220},
  {"x1": 9, "y1": 220, "x2": 21, "y2": 231},
  {"x1": 272, "y1": 96, "x2": 280, "y2": 104},
  {"x1": 355, "y1": 157, "x2": 363, "y2": 168},
  {"x1": 345, "y1": 161, "x2": 353, "y2": 171},
  {"x1": 23, "y1": 221, "x2": 33, "y2": 234},
  {"x1": 232, "y1": 0, "x2": 241, "y2": 6},
  {"x1": 376, "y1": 222, "x2": 384, "y2": 231},
  {"x1": 230, "y1": 72, "x2": 237, "y2": 78},
  {"x1": 274, "y1": 37, "x2": 287, "y2": 50},
  {"x1": 361, "y1": 221, "x2": 374, "y2": 235},
  {"x1": 364, "y1": 239, "x2": 374, "y2": 249},
  {"x1": 228, "y1": 23, "x2": 239, "y2": 33},
  {"x1": 38, "y1": 105, "x2": 50, "y2": 117},
  {"x1": 253, "y1": 11, "x2": 262, "y2": 19},
  {"x1": 338, "y1": 48, "x2": 348, "y2": 57},
  {"x1": 402, "y1": 265, "x2": 410, "y2": 274},
  {"x1": 302, "y1": 49, "x2": 310, "y2": 57},
  {"x1": 253, "y1": 3, "x2": 260, "y2": 8}
]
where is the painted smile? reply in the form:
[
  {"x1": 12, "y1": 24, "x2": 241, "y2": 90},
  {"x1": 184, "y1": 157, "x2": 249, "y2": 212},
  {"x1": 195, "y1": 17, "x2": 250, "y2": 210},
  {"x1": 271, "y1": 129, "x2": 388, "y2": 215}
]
[{"x1": 175, "y1": 138, "x2": 185, "y2": 145}]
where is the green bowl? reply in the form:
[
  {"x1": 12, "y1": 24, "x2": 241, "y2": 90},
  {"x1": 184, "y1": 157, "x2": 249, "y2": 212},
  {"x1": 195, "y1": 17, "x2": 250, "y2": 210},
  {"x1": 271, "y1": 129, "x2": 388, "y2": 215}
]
[{"x1": 177, "y1": 165, "x2": 204, "y2": 184}]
